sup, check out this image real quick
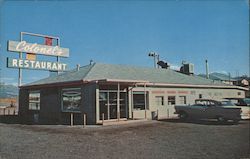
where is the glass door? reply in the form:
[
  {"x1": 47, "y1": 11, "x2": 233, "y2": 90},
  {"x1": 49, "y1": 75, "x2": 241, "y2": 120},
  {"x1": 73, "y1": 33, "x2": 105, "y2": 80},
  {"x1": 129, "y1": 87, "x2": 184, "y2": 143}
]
[
  {"x1": 99, "y1": 91, "x2": 127, "y2": 120},
  {"x1": 109, "y1": 92, "x2": 117, "y2": 119},
  {"x1": 99, "y1": 92, "x2": 108, "y2": 120},
  {"x1": 120, "y1": 92, "x2": 127, "y2": 118}
]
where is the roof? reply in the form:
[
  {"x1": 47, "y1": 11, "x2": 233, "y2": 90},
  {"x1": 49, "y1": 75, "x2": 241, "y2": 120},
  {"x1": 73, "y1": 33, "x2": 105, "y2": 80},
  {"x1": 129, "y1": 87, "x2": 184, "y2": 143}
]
[
  {"x1": 22, "y1": 63, "x2": 244, "y2": 89},
  {"x1": 198, "y1": 72, "x2": 236, "y2": 81}
]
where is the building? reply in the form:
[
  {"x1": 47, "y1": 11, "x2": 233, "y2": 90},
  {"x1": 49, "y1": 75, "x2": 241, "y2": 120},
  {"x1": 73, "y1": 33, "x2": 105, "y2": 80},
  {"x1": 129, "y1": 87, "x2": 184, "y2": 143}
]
[
  {"x1": 19, "y1": 63, "x2": 248, "y2": 125},
  {"x1": 233, "y1": 76, "x2": 249, "y2": 87}
]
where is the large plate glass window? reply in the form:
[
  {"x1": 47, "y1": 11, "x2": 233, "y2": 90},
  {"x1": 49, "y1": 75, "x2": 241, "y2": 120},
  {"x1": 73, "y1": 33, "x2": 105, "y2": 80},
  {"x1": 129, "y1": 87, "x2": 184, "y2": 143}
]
[
  {"x1": 29, "y1": 91, "x2": 40, "y2": 110},
  {"x1": 133, "y1": 91, "x2": 149, "y2": 110},
  {"x1": 62, "y1": 88, "x2": 81, "y2": 112}
]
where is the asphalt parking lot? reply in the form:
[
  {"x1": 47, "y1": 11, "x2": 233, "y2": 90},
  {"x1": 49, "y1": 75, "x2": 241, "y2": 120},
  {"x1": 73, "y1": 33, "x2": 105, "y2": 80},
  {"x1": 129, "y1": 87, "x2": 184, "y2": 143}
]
[{"x1": 0, "y1": 119, "x2": 249, "y2": 159}]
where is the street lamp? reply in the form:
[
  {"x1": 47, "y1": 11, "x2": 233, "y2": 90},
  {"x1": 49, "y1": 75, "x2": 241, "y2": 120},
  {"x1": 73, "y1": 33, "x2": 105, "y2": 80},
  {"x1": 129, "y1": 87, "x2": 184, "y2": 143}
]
[{"x1": 148, "y1": 51, "x2": 159, "y2": 68}]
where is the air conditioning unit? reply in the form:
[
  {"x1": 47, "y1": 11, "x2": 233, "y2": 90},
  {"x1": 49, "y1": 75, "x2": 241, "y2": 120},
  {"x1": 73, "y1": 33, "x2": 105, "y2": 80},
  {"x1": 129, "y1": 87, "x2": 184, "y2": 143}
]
[{"x1": 181, "y1": 63, "x2": 194, "y2": 75}]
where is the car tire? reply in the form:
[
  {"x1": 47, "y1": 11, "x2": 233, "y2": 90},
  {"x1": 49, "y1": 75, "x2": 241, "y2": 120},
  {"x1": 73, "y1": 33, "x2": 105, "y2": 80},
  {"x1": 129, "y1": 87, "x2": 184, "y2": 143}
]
[
  {"x1": 179, "y1": 112, "x2": 188, "y2": 120},
  {"x1": 233, "y1": 119, "x2": 240, "y2": 124}
]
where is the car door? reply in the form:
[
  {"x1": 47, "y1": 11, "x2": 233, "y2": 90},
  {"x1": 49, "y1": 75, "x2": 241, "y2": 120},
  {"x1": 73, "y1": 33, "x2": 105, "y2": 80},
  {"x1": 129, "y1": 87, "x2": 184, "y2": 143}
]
[
  {"x1": 189, "y1": 104, "x2": 208, "y2": 118},
  {"x1": 203, "y1": 101, "x2": 222, "y2": 119},
  {"x1": 203, "y1": 105, "x2": 218, "y2": 119}
]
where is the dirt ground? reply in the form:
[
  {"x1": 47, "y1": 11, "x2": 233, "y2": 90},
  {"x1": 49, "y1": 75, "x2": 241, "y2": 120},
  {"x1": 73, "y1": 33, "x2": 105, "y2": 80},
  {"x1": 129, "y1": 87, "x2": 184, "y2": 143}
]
[{"x1": 0, "y1": 120, "x2": 249, "y2": 159}]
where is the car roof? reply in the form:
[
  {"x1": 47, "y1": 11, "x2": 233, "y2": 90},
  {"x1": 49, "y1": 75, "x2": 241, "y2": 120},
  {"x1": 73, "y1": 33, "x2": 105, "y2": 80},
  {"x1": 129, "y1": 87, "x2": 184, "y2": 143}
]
[{"x1": 224, "y1": 98, "x2": 243, "y2": 100}]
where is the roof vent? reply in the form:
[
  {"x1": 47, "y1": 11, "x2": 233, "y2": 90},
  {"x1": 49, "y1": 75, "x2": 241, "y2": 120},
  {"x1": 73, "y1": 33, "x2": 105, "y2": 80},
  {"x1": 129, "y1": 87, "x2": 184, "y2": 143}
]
[
  {"x1": 157, "y1": 60, "x2": 170, "y2": 69},
  {"x1": 76, "y1": 64, "x2": 80, "y2": 71},
  {"x1": 90, "y1": 59, "x2": 94, "y2": 65},
  {"x1": 180, "y1": 63, "x2": 194, "y2": 75}
]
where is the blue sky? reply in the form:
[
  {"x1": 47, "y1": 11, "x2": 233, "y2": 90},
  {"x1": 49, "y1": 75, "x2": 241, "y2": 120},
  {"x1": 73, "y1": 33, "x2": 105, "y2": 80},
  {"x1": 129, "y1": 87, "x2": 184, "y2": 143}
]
[{"x1": 0, "y1": 0, "x2": 249, "y2": 85}]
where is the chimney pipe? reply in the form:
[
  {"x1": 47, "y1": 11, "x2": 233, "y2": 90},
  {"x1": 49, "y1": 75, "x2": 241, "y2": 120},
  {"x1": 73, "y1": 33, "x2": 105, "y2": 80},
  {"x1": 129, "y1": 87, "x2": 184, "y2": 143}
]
[
  {"x1": 90, "y1": 59, "x2": 94, "y2": 65},
  {"x1": 76, "y1": 64, "x2": 80, "y2": 71},
  {"x1": 205, "y1": 60, "x2": 209, "y2": 79}
]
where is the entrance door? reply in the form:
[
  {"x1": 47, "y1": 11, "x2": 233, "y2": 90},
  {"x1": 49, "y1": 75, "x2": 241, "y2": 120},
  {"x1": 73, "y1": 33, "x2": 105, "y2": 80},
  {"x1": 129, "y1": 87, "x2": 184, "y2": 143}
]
[
  {"x1": 109, "y1": 92, "x2": 117, "y2": 119},
  {"x1": 99, "y1": 91, "x2": 127, "y2": 120},
  {"x1": 120, "y1": 92, "x2": 127, "y2": 118},
  {"x1": 99, "y1": 92, "x2": 108, "y2": 120}
]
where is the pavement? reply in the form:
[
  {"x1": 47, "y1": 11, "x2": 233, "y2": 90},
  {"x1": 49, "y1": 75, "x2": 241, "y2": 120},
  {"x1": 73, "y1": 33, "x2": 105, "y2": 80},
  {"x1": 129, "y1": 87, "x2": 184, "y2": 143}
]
[{"x1": 0, "y1": 119, "x2": 249, "y2": 159}]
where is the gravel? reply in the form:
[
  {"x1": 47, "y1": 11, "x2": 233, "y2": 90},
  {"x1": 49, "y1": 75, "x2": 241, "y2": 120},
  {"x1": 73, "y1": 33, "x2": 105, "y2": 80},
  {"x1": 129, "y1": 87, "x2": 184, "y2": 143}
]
[{"x1": 0, "y1": 120, "x2": 249, "y2": 159}]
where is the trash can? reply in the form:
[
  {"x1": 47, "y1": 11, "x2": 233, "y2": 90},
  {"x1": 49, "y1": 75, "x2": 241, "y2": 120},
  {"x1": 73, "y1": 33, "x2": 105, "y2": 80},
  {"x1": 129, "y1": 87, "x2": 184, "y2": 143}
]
[{"x1": 151, "y1": 111, "x2": 157, "y2": 120}]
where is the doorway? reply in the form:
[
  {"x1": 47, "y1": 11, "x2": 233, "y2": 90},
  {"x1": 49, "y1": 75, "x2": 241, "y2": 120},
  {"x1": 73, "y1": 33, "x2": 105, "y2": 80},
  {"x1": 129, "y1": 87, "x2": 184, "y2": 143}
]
[{"x1": 99, "y1": 91, "x2": 127, "y2": 120}]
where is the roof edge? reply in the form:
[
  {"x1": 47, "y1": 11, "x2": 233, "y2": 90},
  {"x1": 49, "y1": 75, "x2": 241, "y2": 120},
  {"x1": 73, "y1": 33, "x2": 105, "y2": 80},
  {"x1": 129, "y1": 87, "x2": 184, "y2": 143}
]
[{"x1": 143, "y1": 82, "x2": 249, "y2": 90}]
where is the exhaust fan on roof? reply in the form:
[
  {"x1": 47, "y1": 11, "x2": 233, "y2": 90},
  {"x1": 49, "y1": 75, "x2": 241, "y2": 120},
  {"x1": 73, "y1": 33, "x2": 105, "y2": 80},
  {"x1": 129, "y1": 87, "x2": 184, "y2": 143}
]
[{"x1": 157, "y1": 60, "x2": 170, "y2": 69}]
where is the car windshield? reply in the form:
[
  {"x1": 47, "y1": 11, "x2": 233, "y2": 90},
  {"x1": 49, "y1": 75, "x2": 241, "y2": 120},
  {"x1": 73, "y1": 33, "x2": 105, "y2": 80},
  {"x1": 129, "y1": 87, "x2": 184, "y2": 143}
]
[
  {"x1": 221, "y1": 101, "x2": 235, "y2": 106},
  {"x1": 243, "y1": 98, "x2": 250, "y2": 105}
]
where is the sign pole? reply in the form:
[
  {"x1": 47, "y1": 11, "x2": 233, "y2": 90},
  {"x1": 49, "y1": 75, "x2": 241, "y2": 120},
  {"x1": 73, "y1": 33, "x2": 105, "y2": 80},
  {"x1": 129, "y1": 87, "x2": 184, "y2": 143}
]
[
  {"x1": 57, "y1": 38, "x2": 60, "y2": 75},
  {"x1": 18, "y1": 32, "x2": 23, "y2": 87}
]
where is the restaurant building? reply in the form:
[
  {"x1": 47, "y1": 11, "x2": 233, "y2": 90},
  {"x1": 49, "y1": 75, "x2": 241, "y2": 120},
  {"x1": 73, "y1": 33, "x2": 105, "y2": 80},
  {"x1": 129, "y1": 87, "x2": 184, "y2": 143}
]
[{"x1": 18, "y1": 63, "x2": 247, "y2": 125}]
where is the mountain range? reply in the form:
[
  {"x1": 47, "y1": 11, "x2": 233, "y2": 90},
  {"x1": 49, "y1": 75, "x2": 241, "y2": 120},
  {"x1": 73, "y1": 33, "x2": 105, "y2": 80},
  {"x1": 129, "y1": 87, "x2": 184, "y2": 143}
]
[{"x1": 0, "y1": 83, "x2": 18, "y2": 98}]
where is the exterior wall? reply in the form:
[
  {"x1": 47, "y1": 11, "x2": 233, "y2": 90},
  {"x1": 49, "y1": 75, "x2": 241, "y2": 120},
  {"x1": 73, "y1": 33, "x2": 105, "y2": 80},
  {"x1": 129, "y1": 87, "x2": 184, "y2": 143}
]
[
  {"x1": 19, "y1": 89, "x2": 30, "y2": 123},
  {"x1": 40, "y1": 87, "x2": 61, "y2": 124},
  {"x1": 19, "y1": 83, "x2": 97, "y2": 125},
  {"x1": 131, "y1": 86, "x2": 245, "y2": 119},
  {"x1": 19, "y1": 87, "x2": 64, "y2": 124},
  {"x1": 19, "y1": 82, "x2": 246, "y2": 124},
  {"x1": 82, "y1": 83, "x2": 97, "y2": 125}
]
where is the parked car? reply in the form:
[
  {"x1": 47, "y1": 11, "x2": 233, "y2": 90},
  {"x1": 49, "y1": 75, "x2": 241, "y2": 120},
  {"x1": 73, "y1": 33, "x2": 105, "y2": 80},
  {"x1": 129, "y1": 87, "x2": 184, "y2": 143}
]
[
  {"x1": 224, "y1": 98, "x2": 250, "y2": 120},
  {"x1": 174, "y1": 99, "x2": 241, "y2": 123}
]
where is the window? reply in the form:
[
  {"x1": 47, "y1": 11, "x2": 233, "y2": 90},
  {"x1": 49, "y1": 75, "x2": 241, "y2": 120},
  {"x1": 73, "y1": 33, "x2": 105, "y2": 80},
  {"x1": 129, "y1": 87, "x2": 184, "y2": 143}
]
[
  {"x1": 238, "y1": 92, "x2": 241, "y2": 96},
  {"x1": 133, "y1": 91, "x2": 148, "y2": 110},
  {"x1": 179, "y1": 96, "x2": 186, "y2": 105},
  {"x1": 62, "y1": 88, "x2": 81, "y2": 112},
  {"x1": 168, "y1": 96, "x2": 175, "y2": 105},
  {"x1": 29, "y1": 91, "x2": 40, "y2": 110},
  {"x1": 155, "y1": 96, "x2": 164, "y2": 106},
  {"x1": 199, "y1": 94, "x2": 202, "y2": 99}
]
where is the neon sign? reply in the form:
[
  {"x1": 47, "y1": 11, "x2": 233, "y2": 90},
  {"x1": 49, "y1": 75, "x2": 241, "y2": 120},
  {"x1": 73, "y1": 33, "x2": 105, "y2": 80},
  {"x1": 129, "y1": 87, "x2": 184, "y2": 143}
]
[{"x1": 8, "y1": 40, "x2": 69, "y2": 57}]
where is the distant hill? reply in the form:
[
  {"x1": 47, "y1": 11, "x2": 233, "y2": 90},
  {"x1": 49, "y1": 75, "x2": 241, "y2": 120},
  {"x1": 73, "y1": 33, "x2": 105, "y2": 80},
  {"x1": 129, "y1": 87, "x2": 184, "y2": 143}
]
[{"x1": 0, "y1": 83, "x2": 18, "y2": 98}]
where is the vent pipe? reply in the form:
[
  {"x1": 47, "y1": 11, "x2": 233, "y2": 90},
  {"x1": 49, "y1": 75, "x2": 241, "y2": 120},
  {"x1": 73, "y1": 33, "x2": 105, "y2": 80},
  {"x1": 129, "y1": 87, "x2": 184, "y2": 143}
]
[
  {"x1": 90, "y1": 59, "x2": 94, "y2": 65},
  {"x1": 76, "y1": 64, "x2": 80, "y2": 71},
  {"x1": 205, "y1": 60, "x2": 209, "y2": 79}
]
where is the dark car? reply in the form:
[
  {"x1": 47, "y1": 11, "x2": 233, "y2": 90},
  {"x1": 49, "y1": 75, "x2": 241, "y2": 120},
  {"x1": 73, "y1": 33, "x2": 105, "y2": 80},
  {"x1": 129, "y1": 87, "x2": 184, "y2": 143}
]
[{"x1": 174, "y1": 99, "x2": 241, "y2": 123}]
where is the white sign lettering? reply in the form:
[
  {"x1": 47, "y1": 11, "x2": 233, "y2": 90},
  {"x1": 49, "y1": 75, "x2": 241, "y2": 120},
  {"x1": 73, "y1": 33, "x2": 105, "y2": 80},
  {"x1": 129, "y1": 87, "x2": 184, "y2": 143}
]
[
  {"x1": 7, "y1": 58, "x2": 67, "y2": 71},
  {"x1": 8, "y1": 40, "x2": 69, "y2": 57}
]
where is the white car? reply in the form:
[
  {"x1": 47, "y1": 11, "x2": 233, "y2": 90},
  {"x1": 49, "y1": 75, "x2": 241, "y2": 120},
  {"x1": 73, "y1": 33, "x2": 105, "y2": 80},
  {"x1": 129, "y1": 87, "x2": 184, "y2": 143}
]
[{"x1": 225, "y1": 98, "x2": 250, "y2": 120}]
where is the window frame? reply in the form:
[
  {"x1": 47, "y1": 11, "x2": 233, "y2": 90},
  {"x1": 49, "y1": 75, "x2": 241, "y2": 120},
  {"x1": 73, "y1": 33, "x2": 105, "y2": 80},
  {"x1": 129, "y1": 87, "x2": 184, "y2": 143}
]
[
  {"x1": 179, "y1": 96, "x2": 187, "y2": 105},
  {"x1": 28, "y1": 91, "x2": 40, "y2": 110},
  {"x1": 133, "y1": 91, "x2": 149, "y2": 110},
  {"x1": 155, "y1": 96, "x2": 164, "y2": 106},
  {"x1": 168, "y1": 96, "x2": 176, "y2": 105}
]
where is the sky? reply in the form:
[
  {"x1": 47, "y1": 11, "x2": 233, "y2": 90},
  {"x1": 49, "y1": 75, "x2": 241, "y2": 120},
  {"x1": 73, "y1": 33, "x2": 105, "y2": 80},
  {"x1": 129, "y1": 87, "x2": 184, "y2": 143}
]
[{"x1": 0, "y1": 0, "x2": 249, "y2": 86}]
